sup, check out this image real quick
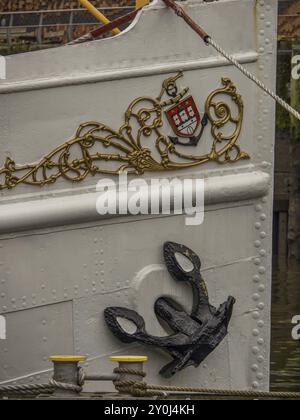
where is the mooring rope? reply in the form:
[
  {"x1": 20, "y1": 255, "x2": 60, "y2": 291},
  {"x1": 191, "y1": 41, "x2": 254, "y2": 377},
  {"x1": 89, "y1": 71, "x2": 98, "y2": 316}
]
[
  {"x1": 112, "y1": 368, "x2": 300, "y2": 399},
  {"x1": 1, "y1": 368, "x2": 300, "y2": 399},
  {"x1": 162, "y1": 0, "x2": 300, "y2": 123},
  {"x1": 0, "y1": 368, "x2": 85, "y2": 397},
  {"x1": 0, "y1": 383, "x2": 54, "y2": 396}
]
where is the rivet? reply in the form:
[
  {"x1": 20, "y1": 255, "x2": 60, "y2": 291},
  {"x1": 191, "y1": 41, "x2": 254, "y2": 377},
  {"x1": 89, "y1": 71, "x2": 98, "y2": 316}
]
[
  {"x1": 254, "y1": 240, "x2": 261, "y2": 248},
  {"x1": 253, "y1": 329, "x2": 260, "y2": 337},
  {"x1": 260, "y1": 214, "x2": 267, "y2": 221},
  {"x1": 255, "y1": 222, "x2": 262, "y2": 230},
  {"x1": 266, "y1": 21, "x2": 271, "y2": 27},
  {"x1": 253, "y1": 275, "x2": 260, "y2": 283},
  {"x1": 259, "y1": 249, "x2": 267, "y2": 257},
  {"x1": 260, "y1": 232, "x2": 267, "y2": 240},
  {"x1": 257, "y1": 373, "x2": 264, "y2": 380},
  {"x1": 253, "y1": 294, "x2": 260, "y2": 302},
  {"x1": 252, "y1": 381, "x2": 260, "y2": 389},
  {"x1": 255, "y1": 205, "x2": 263, "y2": 212},
  {"x1": 258, "y1": 266, "x2": 266, "y2": 274},
  {"x1": 259, "y1": 47, "x2": 265, "y2": 54},
  {"x1": 259, "y1": 30, "x2": 265, "y2": 36},
  {"x1": 251, "y1": 364, "x2": 259, "y2": 372},
  {"x1": 253, "y1": 311, "x2": 260, "y2": 320},
  {"x1": 258, "y1": 284, "x2": 265, "y2": 292},
  {"x1": 1, "y1": 279, "x2": 6, "y2": 284},
  {"x1": 258, "y1": 338, "x2": 264, "y2": 346},
  {"x1": 254, "y1": 258, "x2": 261, "y2": 266},
  {"x1": 2, "y1": 306, "x2": 7, "y2": 311},
  {"x1": 258, "y1": 303, "x2": 265, "y2": 311},
  {"x1": 1, "y1": 293, "x2": 5, "y2": 298},
  {"x1": 252, "y1": 347, "x2": 259, "y2": 355},
  {"x1": 257, "y1": 355, "x2": 265, "y2": 363},
  {"x1": 260, "y1": 14, "x2": 265, "y2": 20},
  {"x1": 258, "y1": 320, "x2": 265, "y2": 328}
]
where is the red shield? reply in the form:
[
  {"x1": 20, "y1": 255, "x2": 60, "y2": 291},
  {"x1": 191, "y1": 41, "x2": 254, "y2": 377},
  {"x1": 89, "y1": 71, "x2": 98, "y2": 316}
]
[{"x1": 166, "y1": 96, "x2": 201, "y2": 138}]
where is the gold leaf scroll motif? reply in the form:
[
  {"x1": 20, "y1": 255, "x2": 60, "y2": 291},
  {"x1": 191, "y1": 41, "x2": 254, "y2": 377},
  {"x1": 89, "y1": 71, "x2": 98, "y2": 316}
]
[{"x1": 0, "y1": 73, "x2": 249, "y2": 190}]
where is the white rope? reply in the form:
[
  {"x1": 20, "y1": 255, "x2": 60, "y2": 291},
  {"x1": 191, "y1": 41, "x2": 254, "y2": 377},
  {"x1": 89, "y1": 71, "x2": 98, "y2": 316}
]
[{"x1": 207, "y1": 37, "x2": 300, "y2": 122}]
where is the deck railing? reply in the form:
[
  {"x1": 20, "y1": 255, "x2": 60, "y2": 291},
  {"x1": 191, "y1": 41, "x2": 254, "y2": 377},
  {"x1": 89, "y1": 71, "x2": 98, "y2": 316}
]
[{"x1": 0, "y1": 7, "x2": 134, "y2": 46}]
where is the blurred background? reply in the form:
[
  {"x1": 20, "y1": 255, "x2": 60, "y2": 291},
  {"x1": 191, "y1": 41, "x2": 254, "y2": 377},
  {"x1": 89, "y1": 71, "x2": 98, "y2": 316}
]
[{"x1": 0, "y1": 0, "x2": 299, "y2": 392}]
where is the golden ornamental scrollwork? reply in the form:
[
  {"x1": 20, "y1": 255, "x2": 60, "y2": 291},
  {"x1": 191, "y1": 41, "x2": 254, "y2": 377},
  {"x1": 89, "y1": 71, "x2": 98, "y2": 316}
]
[{"x1": 0, "y1": 72, "x2": 249, "y2": 191}]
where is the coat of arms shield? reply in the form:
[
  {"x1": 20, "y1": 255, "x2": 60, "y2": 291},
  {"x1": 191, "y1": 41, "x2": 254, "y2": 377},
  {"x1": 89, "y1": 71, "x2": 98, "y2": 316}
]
[{"x1": 166, "y1": 96, "x2": 201, "y2": 138}]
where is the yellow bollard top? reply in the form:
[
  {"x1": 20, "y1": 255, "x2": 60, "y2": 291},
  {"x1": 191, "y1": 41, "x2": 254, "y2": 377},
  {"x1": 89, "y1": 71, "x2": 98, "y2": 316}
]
[
  {"x1": 49, "y1": 355, "x2": 87, "y2": 363},
  {"x1": 110, "y1": 356, "x2": 148, "y2": 363}
]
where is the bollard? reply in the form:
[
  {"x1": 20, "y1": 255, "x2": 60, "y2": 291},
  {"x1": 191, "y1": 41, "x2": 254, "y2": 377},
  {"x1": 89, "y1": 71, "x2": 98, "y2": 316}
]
[
  {"x1": 49, "y1": 355, "x2": 87, "y2": 397},
  {"x1": 110, "y1": 356, "x2": 148, "y2": 395}
]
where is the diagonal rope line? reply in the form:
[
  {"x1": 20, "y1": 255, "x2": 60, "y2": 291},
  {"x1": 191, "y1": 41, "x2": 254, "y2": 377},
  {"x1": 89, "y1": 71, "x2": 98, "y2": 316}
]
[
  {"x1": 162, "y1": 0, "x2": 300, "y2": 122},
  {"x1": 207, "y1": 37, "x2": 300, "y2": 122}
]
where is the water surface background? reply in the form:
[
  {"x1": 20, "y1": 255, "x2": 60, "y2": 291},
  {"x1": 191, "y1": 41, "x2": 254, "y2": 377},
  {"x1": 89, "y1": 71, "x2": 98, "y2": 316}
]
[{"x1": 271, "y1": 262, "x2": 300, "y2": 391}]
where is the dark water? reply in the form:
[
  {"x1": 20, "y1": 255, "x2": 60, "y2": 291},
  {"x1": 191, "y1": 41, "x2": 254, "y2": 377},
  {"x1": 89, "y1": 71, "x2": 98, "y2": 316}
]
[{"x1": 271, "y1": 261, "x2": 300, "y2": 392}]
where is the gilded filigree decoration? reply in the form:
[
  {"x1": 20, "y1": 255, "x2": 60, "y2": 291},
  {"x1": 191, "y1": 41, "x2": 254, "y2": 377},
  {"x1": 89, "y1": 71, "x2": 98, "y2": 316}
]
[{"x1": 0, "y1": 73, "x2": 249, "y2": 190}]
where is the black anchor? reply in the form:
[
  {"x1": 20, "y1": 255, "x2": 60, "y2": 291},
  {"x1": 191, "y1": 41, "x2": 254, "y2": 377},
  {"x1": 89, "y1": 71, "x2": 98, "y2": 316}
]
[{"x1": 104, "y1": 242, "x2": 236, "y2": 378}]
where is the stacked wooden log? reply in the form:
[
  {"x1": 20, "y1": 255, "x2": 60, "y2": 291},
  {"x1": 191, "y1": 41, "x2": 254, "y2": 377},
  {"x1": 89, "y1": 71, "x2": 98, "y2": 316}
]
[
  {"x1": 0, "y1": 1, "x2": 136, "y2": 53},
  {"x1": 0, "y1": 1, "x2": 135, "y2": 12}
]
